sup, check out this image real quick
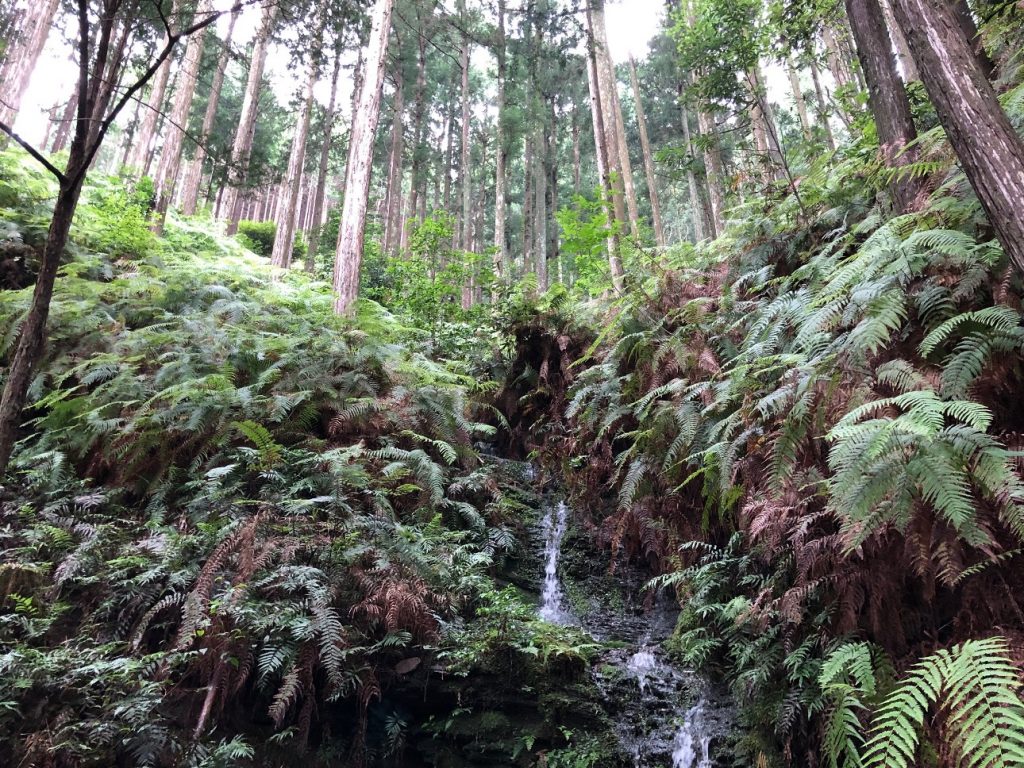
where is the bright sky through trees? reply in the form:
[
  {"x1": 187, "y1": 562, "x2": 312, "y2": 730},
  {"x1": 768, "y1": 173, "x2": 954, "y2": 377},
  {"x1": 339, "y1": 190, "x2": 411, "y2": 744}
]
[{"x1": 15, "y1": 0, "x2": 665, "y2": 145}]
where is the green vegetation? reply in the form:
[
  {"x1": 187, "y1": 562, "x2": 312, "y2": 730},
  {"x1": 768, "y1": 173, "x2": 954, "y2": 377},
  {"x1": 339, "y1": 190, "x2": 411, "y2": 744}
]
[
  {"x1": 4, "y1": 0, "x2": 1024, "y2": 765},
  {"x1": 236, "y1": 219, "x2": 307, "y2": 264},
  {"x1": 0, "y1": 152, "x2": 612, "y2": 767}
]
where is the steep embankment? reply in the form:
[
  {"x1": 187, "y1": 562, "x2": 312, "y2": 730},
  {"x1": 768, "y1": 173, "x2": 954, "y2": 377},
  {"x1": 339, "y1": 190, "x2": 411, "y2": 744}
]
[
  {"x1": 497, "y1": 135, "x2": 1024, "y2": 765},
  {"x1": 0, "y1": 154, "x2": 620, "y2": 767}
]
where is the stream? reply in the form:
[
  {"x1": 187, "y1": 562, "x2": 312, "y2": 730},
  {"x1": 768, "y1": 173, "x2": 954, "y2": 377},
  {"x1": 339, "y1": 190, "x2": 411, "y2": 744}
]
[{"x1": 537, "y1": 500, "x2": 732, "y2": 767}]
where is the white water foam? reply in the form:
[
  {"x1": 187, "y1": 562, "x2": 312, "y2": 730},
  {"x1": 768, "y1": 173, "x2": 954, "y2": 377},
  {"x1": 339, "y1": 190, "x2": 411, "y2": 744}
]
[
  {"x1": 671, "y1": 701, "x2": 713, "y2": 768},
  {"x1": 539, "y1": 501, "x2": 571, "y2": 624}
]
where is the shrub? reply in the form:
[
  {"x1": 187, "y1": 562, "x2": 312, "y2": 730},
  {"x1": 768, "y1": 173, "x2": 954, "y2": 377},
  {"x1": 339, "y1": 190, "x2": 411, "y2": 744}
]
[{"x1": 235, "y1": 219, "x2": 306, "y2": 264}]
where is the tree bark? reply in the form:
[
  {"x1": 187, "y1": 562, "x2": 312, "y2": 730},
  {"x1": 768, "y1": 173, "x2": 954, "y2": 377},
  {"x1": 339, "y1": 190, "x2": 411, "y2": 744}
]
[
  {"x1": 545, "y1": 99, "x2": 559, "y2": 281},
  {"x1": 220, "y1": 2, "x2": 279, "y2": 235},
  {"x1": 879, "y1": 0, "x2": 920, "y2": 81},
  {"x1": 181, "y1": 7, "x2": 239, "y2": 217},
  {"x1": 589, "y1": 0, "x2": 638, "y2": 237},
  {"x1": 305, "y1": 48, "x2": 344, "y2": 271},
  {"x1": 333, "y1": 0, "x2": 394, "y2": 314},
  {"x1": 748, "y1": 65, "x2": 786, "y2": 178},
  {"x1": 683, "y1": 0, "x2": 724, "y2": 236},
  {"x1": 584, "y1": 15, "x2": 623, "y2": 292},
  {"x1": 382, "y1": 66, "x2": 405, "y2": 256},
  {"x1": 535, "y1": 127, "x2": 548, "y2": 293},
  {"x1": 809, "y1": 58, "x2": 837, "y2": 151},
  {"x1": 152, "y1": 0, "x2": 214, "y2": 232},
  {"x1": 572, "y1": 109, "x2": 581, "y2": 196},
  {"x1": 823, "y1": 23, "x2": 856, "y2": 92},
  {"x1": 845, "y1": 0, "x2": 923, "y2": 212},
  {"x1": 522, "y1": 130, "x2": 534, "y2": 277},
  {"x1": 51, "y1": 91, "x2": 79, "y2": 155},
  {"x1": 271, "y1": 19, "x2": 323, "y2": 270},
  {"x1": 458, "y1": 0, "x2": 472, "y2": 255},
  {"x1": 679, "y1": 99, "x2": 708, "y2": 243},
  {"x1": 128, "y1": 0, "x2": 182, "y2": 174},
  {"x1": 586, "y1": 8, "x2": 626, "y2": 211},
  {"x1": 693, "y1": 97, "x2": 725, "y2": 237},
  {"x1": 786, "y1": 58, "x2": 814, "y2": 142},
  {"x1": 629, "y1": 57, "x2": 665, "y2": 247},
  {"x1": 402, "y1": 32, "x2": 429, "y2": 253},
  {"x1": 493, "y1": 0, "x2": 508, "y2": 276},
  {"x1": 890, "y1": 0, "x2": 1024, "y2": 278},
  {"x1": 440, "y1": 80, "x2": 456, "y2": 218},
  {"x1": 0, "y1": 0, "x2": 61, "y2": 130},
  {"x1": 952, "y1": 0, "x2": 994, "y2": 79}
]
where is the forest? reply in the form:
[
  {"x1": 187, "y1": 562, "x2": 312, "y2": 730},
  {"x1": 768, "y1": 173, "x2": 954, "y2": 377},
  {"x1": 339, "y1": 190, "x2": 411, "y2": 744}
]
[{"x1": 2, "y1": 0, "x2": 1024, "y2": 765}]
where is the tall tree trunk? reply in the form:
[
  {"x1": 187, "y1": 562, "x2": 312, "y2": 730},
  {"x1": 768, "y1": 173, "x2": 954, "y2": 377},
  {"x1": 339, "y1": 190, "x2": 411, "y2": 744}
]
[
  {"x1": 333, "y1": 0, "x2": 394, "y2": 314},
  {"x1": 545, "y1": 99, "x2": 559, "y2": 278},
  {"x1": 890, "y1": 0, "x2": 1024, "y2": 277},
  {"x1": 271, "y1": 21, "x2": 323, "y2": 270},
  {"x1": 693, "y1": 97, "x2": 725, "y2": 237},
  {"x1": 747, "y1": 65, "x2": 786, "y2": 178},
  {"x1": 535, "y1": 131, "x2": 548, "y2": 293},
  {"x1": 589, "y1": 0, "x2": 638, "y2": 236},
  {"x1": 845, "y1": 0, "x2": 923, "y2": 212},
  {"x1": 493, "y1": 0, "x2": 508, "y2": 276},
  {"x1": 786, "y1": 58, "x2": 814, "y2": 142},
  {"x1": 459, "y1": 49, "x2": 474, "y2": 308},
  {"x1": 572, "y1": 108, "x2": 581, "y2": 195},
  {"x1": 823, "y1": 23, "x2": 856, "y2": 92},
  {"x1": 953, "y1": 0, "x2": 995, "y2": 79},
  {"x1": 473, "y1": 135, "x2": 488, "y2": 300},
  {"x1": 382, "y1": 67, "x2": 405, "y2": 256},
  {"x1": 0, "y1": 0, "x2": 61, "y2": 130},
  {"x1": 522, "y1": 132, "x2": 534, "y2": 277},
  {"x1": 585, "y1": 17, "x2": 623, "y2": 292},
  {"x1": 684, "y1": 0, "x2": 725, "y2": 236},
  {"x1": 879, "y1": 0, "x2": 920, "y2": 81},
  {"x1": 610, "y1": 78, "x2": 640, "y2": 236},
  {"x1": 441, "y1": 83, "x2": 456, "y2": 217},
  {"x1": 51, "y1": 91, "x2": 79, "y2": 155},
  {"x1": 118, "y1": 95, "x2": 143, "y2": 169},
  {"x1": 459, "y1": 0, "x2": 472, "y2": 254},
  {"x1": 402, "y1": 33, "x2": 430, "y2": 253},
  {"x1": 809, "y1": 58, "x2": 837, "y2": 150},
  {"x1": 629, "y1": 57, "x2": 665, "y2": 247},
  {"x1": 680, "y1": 99, "x2": 708, "y2": 243},
  {"x1": 220, "y1": 2, "x2": 280, "y2": 235},
  {"x1": 128, "y1": 0, "x2": 182, "y2": 174},
  {"x1": 305, "y1": 49, "x2": 343, "y2": 271},
  {"x1": 181, "y1": 7, "x2": 239, "y2": 216},
  {"x1": 152, "y1": 0, "x2": 214, "y2": 232}
]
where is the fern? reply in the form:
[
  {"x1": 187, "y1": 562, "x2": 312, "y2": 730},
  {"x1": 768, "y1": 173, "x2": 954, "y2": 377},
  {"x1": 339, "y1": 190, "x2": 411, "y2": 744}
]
[{"x1": 862, "y1": 638, "x2": 1024, "y2": 768}]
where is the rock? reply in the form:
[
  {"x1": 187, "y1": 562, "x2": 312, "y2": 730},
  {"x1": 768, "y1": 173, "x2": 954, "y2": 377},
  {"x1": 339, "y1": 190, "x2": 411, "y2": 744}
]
[{"x1": 395, "y1": 657, "x2": 422, "y2": 675}]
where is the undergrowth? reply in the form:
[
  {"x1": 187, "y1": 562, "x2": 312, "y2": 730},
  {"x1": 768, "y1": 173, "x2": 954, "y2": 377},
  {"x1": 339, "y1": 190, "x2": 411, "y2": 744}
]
[
  {"x1": 0, "y1": 152, "x2": 599, "y2": 767},
  {"x1": 538, "y1": 90, "x2": 1024, "y2": 767}
]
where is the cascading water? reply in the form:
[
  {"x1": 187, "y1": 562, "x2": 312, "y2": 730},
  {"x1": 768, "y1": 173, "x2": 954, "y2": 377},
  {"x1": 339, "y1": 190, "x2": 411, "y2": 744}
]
[
  {"x1": 538, "y1": 500, "x2": 571, "y2": 624},
  {"x1": 534, "y1": 497, "x2": 731, "y2": 766},
  {"x1": 671, "y1": 701, "x2": 713, "y2": 768},
  {"x1": 626, "y1": 645, "x2": 658, "y2": 693}
]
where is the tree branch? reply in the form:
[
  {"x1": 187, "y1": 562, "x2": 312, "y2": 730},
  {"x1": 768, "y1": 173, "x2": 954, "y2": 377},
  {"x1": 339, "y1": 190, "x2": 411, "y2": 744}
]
[
  {"x1": 0, "y1": 121, "x2": 67, "y2": 182},
  {"x1": 74, "y1": 0, "x2": 253, "y2": 184}
]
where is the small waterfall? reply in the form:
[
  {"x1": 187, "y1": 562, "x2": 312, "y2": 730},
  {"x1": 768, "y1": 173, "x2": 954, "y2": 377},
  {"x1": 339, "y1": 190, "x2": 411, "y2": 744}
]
[
  {"x1": 531, "y1": 493, "x2": 731, "y2": 765},
  {"x1": 538, "y1": 501, "x2": 571, "y2": 624},
  {"x1": 626, "y1": 645, "x2": 658, "y2": 693},
  {"x1": 671, "y1": 701, "x2": 713, "y2": 768},
  {"x1": 598, "y1": 631, "x2": 731, "y2": 766}
]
